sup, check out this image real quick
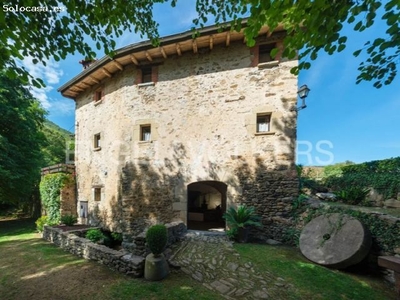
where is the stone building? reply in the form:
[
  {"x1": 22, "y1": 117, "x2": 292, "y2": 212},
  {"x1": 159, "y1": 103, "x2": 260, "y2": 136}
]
[{"x1": 58, "y1": 23, "x2": 299, "y2": 243}]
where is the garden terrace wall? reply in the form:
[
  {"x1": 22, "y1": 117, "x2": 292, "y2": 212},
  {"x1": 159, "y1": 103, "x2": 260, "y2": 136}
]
[
  {"x1": 42, "y1": 226, "x2": 144, "y2": 277},
  {"x1": 122, "y1": 221, "x2": 187, "y2": 256}
]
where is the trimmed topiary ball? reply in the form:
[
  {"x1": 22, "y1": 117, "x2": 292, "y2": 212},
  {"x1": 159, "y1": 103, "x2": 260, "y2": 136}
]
[{"x1": 146, "y1": 224, "x2": 168, "y2": 256}]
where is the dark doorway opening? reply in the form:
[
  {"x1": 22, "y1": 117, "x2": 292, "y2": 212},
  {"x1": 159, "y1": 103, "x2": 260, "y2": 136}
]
[{"x1": 187, "y1": 181, "x2": 227, "y2": 231}]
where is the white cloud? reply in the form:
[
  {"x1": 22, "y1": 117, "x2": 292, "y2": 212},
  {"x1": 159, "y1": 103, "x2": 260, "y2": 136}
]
[{"x1": 21, "y1": 56, "x2": 64, "y2": 85}]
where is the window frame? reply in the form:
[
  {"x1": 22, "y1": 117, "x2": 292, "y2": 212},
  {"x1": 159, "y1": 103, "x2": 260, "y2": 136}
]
[
  {"x1": 93, "y1": 133, "x2": 101, "y2": 150},
  {"x1": 94, "y1": 187, "x2": 102, "y2": 202},
  {"x1": 256, "y1": 113, "x2": 271, "y2": 133},
  {"x1": 140, "y1": 125, "x2": 151, "y2": 142}
]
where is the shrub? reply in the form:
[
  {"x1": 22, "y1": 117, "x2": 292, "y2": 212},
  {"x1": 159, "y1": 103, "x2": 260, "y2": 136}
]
[
  {"x1": 85, "y1": 229, "x2": 106, "y2": 243},
  {"x1": 146, "y1": 224, "x2": 168, "y2": 256},
  {"x1": 35, "y1": 216, "x2": 48, "y2": 232},
  {"x1": 334, "y1": 187, "x2": 370, "y2": 205},
  {"x1": 223, "y1": 205, "x2": 262, "y2": 229},
  {"x1": 60, "y1": 214, "x2": 77, "y2": 226},
  {"x1": 111, "y1": 232, "x2": 123, "y2": 242}
]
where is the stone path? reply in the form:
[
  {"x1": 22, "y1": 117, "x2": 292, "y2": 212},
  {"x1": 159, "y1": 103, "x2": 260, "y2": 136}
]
[{"x1": 168, "y1": 231, "x2": 293, "y2": 299}]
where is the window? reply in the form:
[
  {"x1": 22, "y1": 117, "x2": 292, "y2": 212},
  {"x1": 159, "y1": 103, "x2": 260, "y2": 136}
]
[
  {"x1": 93, "y1": 89, "x2": 104, "y2": 102},
  {"x1": 94, "y1": 187, "x2": 101, "y2": 202},
  {"x1": 94, "y1": 133, "x2": 101, "y2": 149},
  {"x1": 140, "y1": 125, "x2": 151, "y2": 141},
  {"x1": 141, "y1": 67, "x2": 152, "y2": 83},
  {"x1": 259, "y1": 44, "x2": 275, "y2": 63},
  {"x1": 257, "y1": 114, "x2": 271, "y2": 133}
]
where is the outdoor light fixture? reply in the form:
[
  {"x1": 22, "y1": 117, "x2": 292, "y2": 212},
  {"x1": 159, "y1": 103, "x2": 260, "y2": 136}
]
[{"x1": 292, "y1": 84, "x2": 310, "y2": 112}]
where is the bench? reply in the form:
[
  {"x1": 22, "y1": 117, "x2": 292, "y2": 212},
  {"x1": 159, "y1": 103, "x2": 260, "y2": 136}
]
[{"x1": 378, "y1": 256, "x2": 400, "y2": 299}]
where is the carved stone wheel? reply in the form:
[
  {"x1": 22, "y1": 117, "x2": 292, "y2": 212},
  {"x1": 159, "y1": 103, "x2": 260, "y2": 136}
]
[{"x1": 299, "y1": 213, "x2": 372, "y2": 269}]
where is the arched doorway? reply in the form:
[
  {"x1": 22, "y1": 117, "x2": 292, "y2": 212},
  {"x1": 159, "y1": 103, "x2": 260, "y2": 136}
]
[{"x1": 187, "y1": 181, "x2": 227, "y2": 231}]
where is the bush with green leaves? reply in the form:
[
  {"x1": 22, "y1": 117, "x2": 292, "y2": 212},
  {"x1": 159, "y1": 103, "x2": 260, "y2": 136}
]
[
  {"x1": 39, "y1": 173, "x2": 74, "y2": 224},
  {"x1": 111, "y1": 232, "x2": 123, "y2": 242},
  {"x1": 223, "y1": 205, "x2": 262, "y2": 229},
  {"x1": 334, "y1": 187, "x2": 370, "y2": 205},
  {"x1": 60, "y1": 214, "x2": 78, "y2": 226},
  {"x1": 85, "y1": 229, "x2": 106, "y2": 244},
  {"x1": 146, "y1": 224, "x2": 168, "y2": 257},
  {"x1": 35, "y1": 216, "x2": 48, "y2": 232}
]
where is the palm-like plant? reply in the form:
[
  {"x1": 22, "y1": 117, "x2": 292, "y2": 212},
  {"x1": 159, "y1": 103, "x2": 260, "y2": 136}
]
[{"x1": 223, "y1": 205, "x2": 262, "y2": 228}]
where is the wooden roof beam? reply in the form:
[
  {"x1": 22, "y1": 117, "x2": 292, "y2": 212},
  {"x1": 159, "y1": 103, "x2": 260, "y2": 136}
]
[
  {"x1": 193, "y1": 40, "x2": 198, "y2": 54},
  {"x1": 176, "y1": 43, "x2": 182, "y2": 56},
  {"x1": 89, "y1": 76, "x2": 100, "y2": 84},
  {"x1": 209, "y1": 35, "x2": 214, "y2": 50},
  {"x1": 71, "y1": 86, "x2": 84, "y2": 92},
  {"x1": 113, "y1": 60, "x2": 123, "y2": 71},
  {"x1": 130, "y1": 54, "x2": 139, "y2": 65},
  {"x1": 102, "y1": 67, "x2": 112, "y2": 77},
  {"x1": 160, "y1": 47, "x2": 167, "y2": 59},
  {"x1": 226, "y1": 31, "x2": 231, "y2": 47},
  {"x1": 79, "y1": 81, "x2": 91, "y2": 88},
  {"x1": 145, "y1": 51, "x2": 153, "y2": 62}
]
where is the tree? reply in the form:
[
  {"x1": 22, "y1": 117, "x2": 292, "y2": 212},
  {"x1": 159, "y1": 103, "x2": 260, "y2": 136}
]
[
  {"x1": 41, "y1": 120, "x2": 73, "y2": 166},
  {"x1": 0, "y1": 0, "x2": 399, "y2": 87},
  {"x1": 0, "y1": 72, "x2": 46, "y2": 208}
]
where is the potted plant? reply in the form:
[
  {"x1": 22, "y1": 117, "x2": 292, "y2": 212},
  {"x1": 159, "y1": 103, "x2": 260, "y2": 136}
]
[
  {"x1": 144, "y1": 224, "x2": 169, "y2": 281},
  {"x1": 223, "y1": 204, "x2": 262, "y2": 243}
]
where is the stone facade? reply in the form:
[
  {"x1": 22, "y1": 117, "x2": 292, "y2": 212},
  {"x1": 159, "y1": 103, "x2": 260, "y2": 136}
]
[{"x1": 63, "y1": 27, "x2": 299, "y2": 244}]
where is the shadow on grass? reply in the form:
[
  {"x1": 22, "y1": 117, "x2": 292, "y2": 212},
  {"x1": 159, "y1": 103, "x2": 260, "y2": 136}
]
[
  {"x1": 0, "y1": 219, "x2": 223, "y2": 300},
  {"x1": 0, "y1": 218, "x2": 36, "y2": 237}
]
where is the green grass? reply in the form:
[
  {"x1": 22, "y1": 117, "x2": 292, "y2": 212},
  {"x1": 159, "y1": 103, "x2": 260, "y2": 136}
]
[
  {"x1": 235, "y1": 243, "x2": 396, "y2": 300},
  {"x1": 0, "y1": 218, "x2": 222, "y2": 300}
]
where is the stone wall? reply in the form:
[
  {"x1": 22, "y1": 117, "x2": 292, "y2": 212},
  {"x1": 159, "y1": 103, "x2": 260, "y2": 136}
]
[
  {"x1": 60, "y1": 182, "x2": 76, "y2": 217},
  {"x1": 73, "y1": 38, "x2": 299, "y2": 241},
  {"x1": 42, "y1": 226, "x2": 144, "y2": 277}
]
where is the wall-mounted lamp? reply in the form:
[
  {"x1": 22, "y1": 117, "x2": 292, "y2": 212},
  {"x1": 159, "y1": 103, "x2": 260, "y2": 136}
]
[{"x1": 292, "y1": 84, "x2": 310, "y2": 112}]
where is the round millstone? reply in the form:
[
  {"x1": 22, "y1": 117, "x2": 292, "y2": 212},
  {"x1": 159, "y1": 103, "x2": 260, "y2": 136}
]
[{"x1": 299, "y1": 213, "x2": 372, "y2": 269}]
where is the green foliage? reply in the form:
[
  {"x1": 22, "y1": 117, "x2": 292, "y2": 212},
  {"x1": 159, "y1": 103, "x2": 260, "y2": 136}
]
[
  {"x1": 39, "y1": 173, "x2": 73, "y2": 224},
  {"x1": 0, "y1": 73, "x2": 46, "y2": 205},
  {"x1": 85, "y1": 229, "x2": 106, "y2": 244},
  {"x1": 41, "y1": 120, "x2": 73, "y2": 166},
  {"x1": 1, "y1": 1, "x2": 399, "y2": 88},
  {"x1": 325, "y1": 157, "x2": 400, "y2": 200},
  {"x1": 35, "y1": 216, "x2": 48, "y2": 232},
  {"x1": 223, "y1": 205, "x2": 262, "y2": 232},
  {"x1": 192, "y1": 0, "x2": 400, "y2": 87},
  {"x1": 146, "y1": 224, "x2": 168, "y2": 256},
  {"x1": 334, "y1": 187, "x2": 370, "y2": 205},
  {"x1": 323, "y1": 161, "x2": 354, "y2": 178},
  {"x1": 60, "y1": 214, "x2": 77, "y2": 226},
  {"x1": 292, "y1": 205, "x2": 400, "y2": 253},
  {"x1": 292, "y1": 194, "x2": 308, "y2": 210},
  {"x1": 111, "y1": 232, "x2": 123, "y2": 242}
]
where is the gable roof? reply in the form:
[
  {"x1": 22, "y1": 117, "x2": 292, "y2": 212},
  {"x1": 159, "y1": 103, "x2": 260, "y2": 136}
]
[{"x1": 58, "y1": 22, "x2": 285, "y2": 99}]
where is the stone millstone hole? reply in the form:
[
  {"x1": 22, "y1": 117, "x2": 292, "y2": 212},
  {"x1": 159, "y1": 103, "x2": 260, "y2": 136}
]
[
  {"x1": 299, "y1": 213, "x2": 372, "y2": 269},
  {"x1": 322, "y1": 233, "x2": 331, "y2": 241}
]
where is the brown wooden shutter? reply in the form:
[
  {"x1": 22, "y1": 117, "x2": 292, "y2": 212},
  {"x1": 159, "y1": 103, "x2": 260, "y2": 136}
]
[{"x1": 151, "y1": 66, "x2": 158, "y2": 83}]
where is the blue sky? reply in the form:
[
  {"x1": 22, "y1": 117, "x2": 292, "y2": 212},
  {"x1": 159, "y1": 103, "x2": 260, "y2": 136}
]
[{"x1": 25, "y1": 1, "x2": 399, "y2": 166}]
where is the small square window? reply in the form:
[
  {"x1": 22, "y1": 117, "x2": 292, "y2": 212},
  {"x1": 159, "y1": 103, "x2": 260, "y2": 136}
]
[
  {"x1": 259, "y1": 44, "x2": 275, "y2": 63},
  {"x1": 94, "y1": 89, "x2": 103, "y2": 102},
  {"x1": 94, "y1": 133, "x2": 101, "y2": 149},
  {"x1": 257, "y1": 114, "x2": 271, "y2": 132},
  {"x1": 94, "y1": 187, "x2": 101, "y2": 202},
  {"x1": 141, "y1": 67, "x2": 152, "y2": 83},
  {"x1": 140, "y1": 125, "x2": 151, "y2": 141}
]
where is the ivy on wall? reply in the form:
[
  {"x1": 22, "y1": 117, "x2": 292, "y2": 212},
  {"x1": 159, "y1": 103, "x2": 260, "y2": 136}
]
[{"x1": 39, "y1": 173, "x2": 74, "y2": 224}]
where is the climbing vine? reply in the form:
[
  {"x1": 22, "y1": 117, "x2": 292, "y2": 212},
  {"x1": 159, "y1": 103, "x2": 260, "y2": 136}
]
[{"x1": 39, "y1": 173, "x2": 74, "y2": 224}]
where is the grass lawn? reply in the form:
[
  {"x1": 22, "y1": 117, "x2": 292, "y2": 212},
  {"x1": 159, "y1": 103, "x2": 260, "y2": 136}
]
[
  {"x1": 235, "y1": 243, "x2": 397, "y2": 300},
  {"x1": 0, "y1": 218, "x2": 222, "y2": 300},
  {"x1": 0, "y1": 218, "x2": 397, "y2": 300}
]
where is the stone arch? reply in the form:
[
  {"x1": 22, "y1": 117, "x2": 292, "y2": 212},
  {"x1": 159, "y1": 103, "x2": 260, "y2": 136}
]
[{"x1": 187, "y1": 181, "x2": 227, "y2": 231}]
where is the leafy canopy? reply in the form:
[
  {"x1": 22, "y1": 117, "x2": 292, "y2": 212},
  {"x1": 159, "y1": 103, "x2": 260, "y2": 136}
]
[
  {"x1": 0, "y1": 72, "x2": 46, "y2": 204},
  {"x1": 1, "y1": 0, "x2": 399, "y2": 87}
]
